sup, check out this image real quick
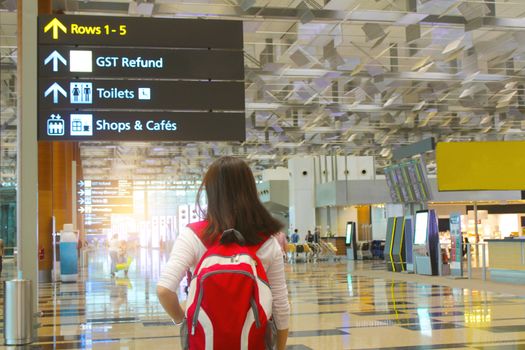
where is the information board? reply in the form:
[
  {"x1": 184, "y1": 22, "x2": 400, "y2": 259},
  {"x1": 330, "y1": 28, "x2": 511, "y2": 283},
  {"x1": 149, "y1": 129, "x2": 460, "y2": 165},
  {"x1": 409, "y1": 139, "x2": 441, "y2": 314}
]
[
  {"x1": 78, "y1": 180, "x2": 133, "y2": 233},
  {"x1": 384, "y1": 167, "x2": 402, "y2": 203},
  {"x1": 384, "y1": 158, "x2": 432, "y2": 203},
  {"x1": 37, "y1": 15, "x2": 245, "y2": 142}
]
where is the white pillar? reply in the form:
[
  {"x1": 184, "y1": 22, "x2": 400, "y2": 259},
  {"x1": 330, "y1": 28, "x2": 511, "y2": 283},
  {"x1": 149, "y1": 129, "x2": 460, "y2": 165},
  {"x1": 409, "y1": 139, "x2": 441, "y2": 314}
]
[
  {"x1": 288, "y1": 157, "x2": 316, "y2": 241},
  {"x1": 17, "y1": 0, "x2": 39, "y2": 311}
]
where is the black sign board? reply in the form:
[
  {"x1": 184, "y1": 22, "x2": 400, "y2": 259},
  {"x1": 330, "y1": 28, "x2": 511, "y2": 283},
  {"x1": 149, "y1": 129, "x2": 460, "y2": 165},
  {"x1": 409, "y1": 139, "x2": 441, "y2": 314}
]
[{"x1": 37, "y1": 15, "x2": 245, "y2": 142}]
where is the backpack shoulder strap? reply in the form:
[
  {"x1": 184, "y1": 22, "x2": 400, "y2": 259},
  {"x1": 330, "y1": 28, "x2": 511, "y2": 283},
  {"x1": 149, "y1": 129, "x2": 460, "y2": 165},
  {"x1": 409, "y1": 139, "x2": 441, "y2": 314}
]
[
  {"x1": 187, "y1": 221, "x2": 272, "y2": 252},
  {"x1": 187, "y1": 221, "x2": 215, "y2": 249}
]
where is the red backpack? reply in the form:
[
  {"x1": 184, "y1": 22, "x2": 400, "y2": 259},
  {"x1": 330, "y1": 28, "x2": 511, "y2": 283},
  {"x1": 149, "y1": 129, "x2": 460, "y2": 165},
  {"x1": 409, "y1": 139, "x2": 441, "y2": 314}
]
[{"x1": 183, "y1": 221, "x2": 276, "y2": 350}]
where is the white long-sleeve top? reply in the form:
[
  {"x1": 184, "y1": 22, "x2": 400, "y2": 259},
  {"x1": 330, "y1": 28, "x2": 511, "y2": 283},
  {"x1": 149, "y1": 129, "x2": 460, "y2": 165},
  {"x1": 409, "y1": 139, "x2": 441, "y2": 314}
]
[{"x1": 158, "y1": 227, "x2": 290, "y2": 330}]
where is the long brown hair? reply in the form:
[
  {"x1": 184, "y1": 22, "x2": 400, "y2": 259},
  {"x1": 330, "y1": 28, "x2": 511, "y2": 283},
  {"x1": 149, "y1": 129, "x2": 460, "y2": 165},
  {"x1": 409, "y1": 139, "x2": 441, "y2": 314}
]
[{"x1": 196, "y1": 156, "x2": 283, "y2": 245}]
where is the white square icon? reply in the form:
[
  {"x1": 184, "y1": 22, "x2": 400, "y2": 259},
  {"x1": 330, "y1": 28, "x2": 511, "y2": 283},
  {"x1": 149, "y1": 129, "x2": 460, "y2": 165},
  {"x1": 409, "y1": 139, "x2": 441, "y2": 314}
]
[
  {"x1": 69, "y1": 50, "x2": 93, "y2": 72},
  {"x1": 138, "y1": 88, "x2": 151, "y2": 100},
  {"x1": 70, "y1": 114, "x2": 93, "y2": 136}
]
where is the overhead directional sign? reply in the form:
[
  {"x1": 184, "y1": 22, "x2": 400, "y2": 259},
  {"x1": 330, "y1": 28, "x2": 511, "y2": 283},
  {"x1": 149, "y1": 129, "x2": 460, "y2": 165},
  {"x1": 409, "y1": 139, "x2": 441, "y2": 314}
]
[
  {"x1": 39, "y1": 111, "x2": 244, "y2": 141},
  {"x1": 39, "y1": 80, "x2": 244, "y2": 110},
  {"x1": 37, "y1": 14, "x2": 245, "y2": 142},
  {"x1": 39, "y1": 47, "x2": 243, "y2": 79},
  {"x1": 38, "y1": 15, "x2": 243, "y2": 48}
]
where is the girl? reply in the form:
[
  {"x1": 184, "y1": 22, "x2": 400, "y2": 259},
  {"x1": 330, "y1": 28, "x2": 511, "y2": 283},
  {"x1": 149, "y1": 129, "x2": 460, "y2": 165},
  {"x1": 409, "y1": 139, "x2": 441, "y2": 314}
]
[{"x1": 157, "y1": 157, "x2": 290, "y2": 350}]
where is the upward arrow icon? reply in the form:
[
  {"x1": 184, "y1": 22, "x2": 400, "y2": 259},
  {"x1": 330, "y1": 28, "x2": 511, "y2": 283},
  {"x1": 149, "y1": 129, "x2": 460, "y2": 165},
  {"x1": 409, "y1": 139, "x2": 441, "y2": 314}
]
[
  {"x1": 44, "y1": 18, "x2": 67, "y2": 40},
  {"x1": 44, "y1": 82, "x2": 67, "y2": 103},
  {"x1": 44, "y1": 51, "x2": 67, "y2": 72}
]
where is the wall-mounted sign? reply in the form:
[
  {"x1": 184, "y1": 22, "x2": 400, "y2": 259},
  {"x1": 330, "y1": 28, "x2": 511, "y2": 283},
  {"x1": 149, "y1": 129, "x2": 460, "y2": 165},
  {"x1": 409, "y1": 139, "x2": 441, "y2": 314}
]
[
  {"x1": 37, "y1": 15, "x2": 245, "y2": 142},
  {"x1": 77, "y1": 180, "x2": 133, "y2": 221}
]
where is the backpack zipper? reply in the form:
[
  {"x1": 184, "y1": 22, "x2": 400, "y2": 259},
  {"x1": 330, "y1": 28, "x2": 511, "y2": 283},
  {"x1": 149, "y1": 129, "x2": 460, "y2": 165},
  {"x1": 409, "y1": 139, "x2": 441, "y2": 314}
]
[{"x1": 191, "y1": 269, "x2": 259, "y2": 335}]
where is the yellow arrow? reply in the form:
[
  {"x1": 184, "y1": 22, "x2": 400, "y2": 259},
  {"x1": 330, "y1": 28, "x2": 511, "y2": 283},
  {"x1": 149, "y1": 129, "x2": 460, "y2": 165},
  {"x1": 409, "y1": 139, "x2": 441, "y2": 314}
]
[{"x1": 44, "y1": 18, "x2": 67, "y2": 40}]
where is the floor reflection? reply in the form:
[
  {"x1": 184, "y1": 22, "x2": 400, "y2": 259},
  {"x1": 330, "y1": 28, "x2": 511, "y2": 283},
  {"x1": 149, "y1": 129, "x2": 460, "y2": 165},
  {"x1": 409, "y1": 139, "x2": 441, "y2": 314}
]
[{"x1": 2, "y1": 252, "x2": 525, "y2": 349}]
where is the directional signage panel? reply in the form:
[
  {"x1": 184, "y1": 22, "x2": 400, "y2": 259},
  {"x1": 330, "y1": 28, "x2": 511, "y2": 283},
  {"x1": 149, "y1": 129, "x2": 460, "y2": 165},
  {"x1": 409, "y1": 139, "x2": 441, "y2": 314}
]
[
  {"x1": 38, "y1": 15, "x2": 245, "y2": 142},
  {"x1": 39, "y1": 47, "x2": 244, "y2": 80},
  {"x1": 38, "y1": 15, "x2": 243, "y2": 49},
  {"x1": 39, "y1": 80, "x2": 245, "y2": 111},
  {"x1": 77, "y1": 179, "x2": 134, "y2": 222},
  {"x1": 39, "y1": 111, "x2": 245, "y2": 141}
]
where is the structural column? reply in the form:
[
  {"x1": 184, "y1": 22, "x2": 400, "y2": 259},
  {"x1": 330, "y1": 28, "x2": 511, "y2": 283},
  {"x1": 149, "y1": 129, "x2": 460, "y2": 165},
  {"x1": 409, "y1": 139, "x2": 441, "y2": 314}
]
[
  {"x1": 37, "y1": 0, "x2": 53, "y2": 283},
  {"x1": 288, "y1": 157, "x2": 316, "y2": 241},
  {"x1": 17, "y1": 0, "x2": 39, "y2": 310}
]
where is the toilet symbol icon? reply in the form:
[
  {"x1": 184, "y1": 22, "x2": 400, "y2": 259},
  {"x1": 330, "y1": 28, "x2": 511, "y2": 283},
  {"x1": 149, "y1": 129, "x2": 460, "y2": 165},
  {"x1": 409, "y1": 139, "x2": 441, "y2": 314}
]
[{"x1": 70, "y1": 82, "x2": 93, "y2": 104}]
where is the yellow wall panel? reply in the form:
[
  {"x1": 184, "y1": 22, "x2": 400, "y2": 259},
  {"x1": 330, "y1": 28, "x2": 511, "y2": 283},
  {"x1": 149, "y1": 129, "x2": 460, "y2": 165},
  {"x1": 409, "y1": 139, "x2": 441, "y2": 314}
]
[{"x1": 437, "y1": 141, "x2": 525, "y2": 191}]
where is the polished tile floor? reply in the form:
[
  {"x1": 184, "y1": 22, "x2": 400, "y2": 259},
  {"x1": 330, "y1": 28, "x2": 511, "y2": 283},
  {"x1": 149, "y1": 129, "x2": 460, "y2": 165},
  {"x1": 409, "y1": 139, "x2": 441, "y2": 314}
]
[{"x1": 2, "y1": 248, "x2": 525, "y2": 349}]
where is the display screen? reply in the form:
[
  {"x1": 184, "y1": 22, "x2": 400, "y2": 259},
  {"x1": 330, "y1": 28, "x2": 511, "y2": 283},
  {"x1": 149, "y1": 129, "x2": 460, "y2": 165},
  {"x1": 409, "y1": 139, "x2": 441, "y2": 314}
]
[
  {"x1": 414, "y1": 211, "x2": 429, "y2": 245},
  {"x1": 346, "y1": 223, "x2": 353, "y2": 246},
  {"x1": 384, "y1": 168, "x2": 402, "y2": 203},
  {"x1": 384, "y1": 158, "x2": 432, "y2": 203}
]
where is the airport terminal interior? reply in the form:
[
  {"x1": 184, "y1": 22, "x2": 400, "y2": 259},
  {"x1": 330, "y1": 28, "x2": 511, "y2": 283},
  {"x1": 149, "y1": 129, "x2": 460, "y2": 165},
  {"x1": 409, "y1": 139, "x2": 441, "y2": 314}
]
[{"x1": 3, "y1": 0, "x2": 525, "y2": 349}]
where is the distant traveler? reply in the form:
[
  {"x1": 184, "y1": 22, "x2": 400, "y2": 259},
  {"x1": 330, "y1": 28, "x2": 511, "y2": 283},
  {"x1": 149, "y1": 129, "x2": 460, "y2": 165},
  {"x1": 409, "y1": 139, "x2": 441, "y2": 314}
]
[
  {"x1": 314, "y1": 227, "x2": 321, "y2": 243},
  {"x1": 291, "y1": 229, "x2": 300, "y2": 243},
  {"x1": 108, "y1": 234, "x2": 119, "y2": 277},
  {"x1": 305, "y1": 230, "x2": 314, "y2": 243},
  {"x1": 463, "y1": 237, "x2": 469, "y2": 258},
  {"x1": 157, "y1": 156, "x2": 290, "y2": 350},
  {"x1": 0, "y1": 238, "x2": 4, "y2": 277}
]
